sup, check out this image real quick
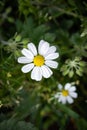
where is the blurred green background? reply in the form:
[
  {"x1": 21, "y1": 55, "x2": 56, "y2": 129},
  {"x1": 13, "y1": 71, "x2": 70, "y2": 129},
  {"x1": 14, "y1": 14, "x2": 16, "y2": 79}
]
[{"x1": 0, "y1": 0, "x2": 87, "y2": 130}]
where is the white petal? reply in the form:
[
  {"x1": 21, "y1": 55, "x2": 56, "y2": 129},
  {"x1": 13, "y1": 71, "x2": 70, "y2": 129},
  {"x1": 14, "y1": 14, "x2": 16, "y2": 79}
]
[
  {"x1": 31, "y1": 67, "x2": 42, "y2": 81},
  {"x1": 69, "y1": 92, "x2": 78, "y2": 98},
  {"x1": 21, "y1": 63, "x2": 34, "y2": 73},
  {"x1": 58, "y1": 84, "x2": 63, "y2": 90},
  {"x1": 41, "y1": 65, "x2": 53, "y2": 78},
  {"x1": 66, "y1": 96, "x2": 74, "y2": 104},
  {"x1": 38, "y1": 40, "x2": 50, "y2": 56},
  {"x1": 54, "y1": 93, "x2": 60, "y2": 98},
  {"x1": 45, "y1": 53, "x2": 59, "y2": 60},
  {"x1": 21, "y1": 48, "x2": 34, "y2": 59},
  {"x1": 27, "y1": 43, "x2": 37, "y2": 56},
  {"x1": 18, "y1": 57, "x2": 32, "y2": 64},
  {"x1": 59, "y1": 95, "x2": 67, "y2": 104},
  {"x1": 69, "y1": 86, "x2": 76, "y2": 92},
  {"x1": 45, "y1": 60, "x2": 58, "y2": 68},
  {"x1": 45, "y1": 46, "x2": 56, "y2": 56},
  {"x1": 65, "y1": 83, "x2": 71, "y2": 90}
]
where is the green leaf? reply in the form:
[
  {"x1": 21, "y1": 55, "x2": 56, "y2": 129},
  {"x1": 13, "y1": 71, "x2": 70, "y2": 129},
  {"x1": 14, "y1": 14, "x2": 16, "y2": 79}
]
[
  {"x1": 76, "y1": 70, "x2": 83, "y2": 76},
  {"x1": 57, "y1": 103, "x2": 79, "y2": 119},
  {"x1": 69, "y1": 70, "x2": 74, "y2": 78},
  {"x1": 0, "y1": 119, "x2": 38, "y2": 130},
  {"x1": 62, "y1": 69, "x2": 69, "y2": 76},
  {"x1": 44, "y1": 33, "x2": 56, "y2": 42},
  {"x1": 15, "y1": 35, "x2": 22, "y2": 42},
  {"x1": 76, "y1": 118, "x2": 87, "y2": 130}
]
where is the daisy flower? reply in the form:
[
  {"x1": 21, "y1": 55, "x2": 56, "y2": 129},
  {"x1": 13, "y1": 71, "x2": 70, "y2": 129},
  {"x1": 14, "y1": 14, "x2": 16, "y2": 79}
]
[
  {"x1": 54, "y1": 83, "x2": 78, "y2": 104},
  {"x1": 18, "y1": 40, "x2": 59, "y2": 81}
]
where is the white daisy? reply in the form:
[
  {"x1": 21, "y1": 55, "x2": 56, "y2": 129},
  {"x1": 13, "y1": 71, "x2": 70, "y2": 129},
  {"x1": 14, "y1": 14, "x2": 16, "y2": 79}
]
[
  {"x1": 54, "y1": 83, "x2": 78, "y2": 104},
  {"x1": 18, "y1": 40, "x2": 59, "y2": 81}
]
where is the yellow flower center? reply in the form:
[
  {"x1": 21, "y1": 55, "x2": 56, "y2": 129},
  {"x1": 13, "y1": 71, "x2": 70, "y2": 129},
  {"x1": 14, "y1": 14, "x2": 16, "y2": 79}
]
[
  {"x1": 62, "y1": 90, "x2": 69, "y2": 96},
  {"x1": 33, "y1": 55, "x2": 45, "y2": 66}
]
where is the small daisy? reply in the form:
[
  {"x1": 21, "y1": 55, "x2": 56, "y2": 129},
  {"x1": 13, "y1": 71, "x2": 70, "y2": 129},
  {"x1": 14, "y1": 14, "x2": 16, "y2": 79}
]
[
  {"x1": 18, "y1": 40, "x2": 59, "y2": 81},
  {"x1": 54, "y1": 83, "x2": 78, "y2": 104}
]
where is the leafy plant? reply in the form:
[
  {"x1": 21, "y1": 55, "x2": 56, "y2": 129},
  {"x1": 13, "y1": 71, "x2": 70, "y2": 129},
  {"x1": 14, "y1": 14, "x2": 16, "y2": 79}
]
[{"x1": 0, "y1": 0, "x2": 87, "y2": 130}]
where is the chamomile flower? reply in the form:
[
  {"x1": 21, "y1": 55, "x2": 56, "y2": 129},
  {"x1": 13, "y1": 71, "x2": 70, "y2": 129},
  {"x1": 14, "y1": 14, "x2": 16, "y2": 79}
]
[
  {"x1": 18, "y1": 40, "x2": 59, "y2": 81},
  {"x1": 54, "y1": 83, "x2": 78, "y2": 104}
]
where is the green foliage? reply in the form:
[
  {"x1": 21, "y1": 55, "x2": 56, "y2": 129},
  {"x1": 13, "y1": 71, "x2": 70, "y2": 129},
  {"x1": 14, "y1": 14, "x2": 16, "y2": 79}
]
[
  {"x1": 15, "y1": 17, "x2": 56, "y2": 43},
  {"x1": 61, "y1": 57, "x2": 86, "y2": 77},
  {"x1": 0, "y1": 0, "x2": 87, "y2": 130},
  {"x1": 0, "y1": 119, "x2": 38, "y2": 130},
  {"x1": 70, "y1": 33, "x2": 87, "y2": 57},
  {"x1": 14, "y1": 88, "x2": 40, "y2": 120},
  {"x1": 76, "y1": 118, "x2": 87, "y2": 130}
]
